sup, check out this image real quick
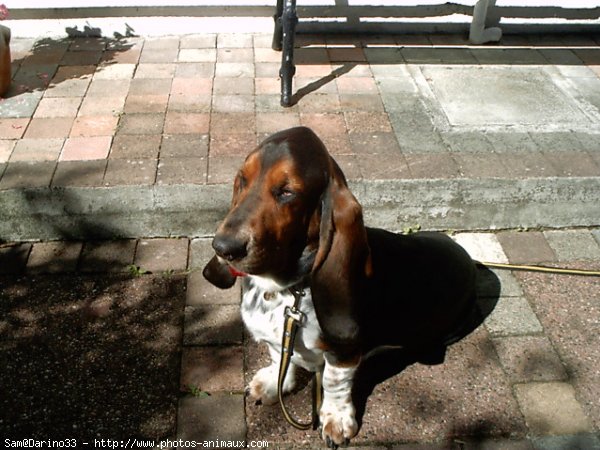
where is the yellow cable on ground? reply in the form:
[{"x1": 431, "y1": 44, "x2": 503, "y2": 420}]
[{"x1": 477, "y1": 261, "x2": 600, "y2": 277}]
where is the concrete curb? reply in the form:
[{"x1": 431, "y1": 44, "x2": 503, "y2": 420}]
[
  {"x1": 2, "y1": 176, "x2": 599, "y2": 241},
  {"x1": 0, "y1": 184, "x2": 230, "y2": 241},
  {"x1": 356, "y1": 177, "x2": 600, "y2": 231}
]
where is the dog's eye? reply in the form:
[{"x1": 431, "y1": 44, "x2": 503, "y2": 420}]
[
  {"x1": 236, "y1": 174, "x2": 247, "y2": 190},
  {"x1": 273, "y1": 187, "x2": 296, "y2": 203}
]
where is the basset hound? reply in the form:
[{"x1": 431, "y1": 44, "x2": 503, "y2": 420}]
[{"x1": 203, "y1": 126, "x2": 478, "y2": 447}]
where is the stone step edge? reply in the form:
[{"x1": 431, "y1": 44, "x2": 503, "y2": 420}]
[{"x1": 1, "y1": 176, "x2": 599, "y2": 241}]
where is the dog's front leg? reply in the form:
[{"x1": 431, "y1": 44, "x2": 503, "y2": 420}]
[
  {"x1": 248, "y1": 343, "x2": 297, "y2": 405},
  {"x1": 319, "y1": 353, "x2": 359, "y2": 448}
]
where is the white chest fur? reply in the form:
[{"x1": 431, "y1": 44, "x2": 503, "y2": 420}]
[
  {"x1": 240, "y1": 276, "x2": 324, "y2": 372},
  {"x1": 241, "y1": 275, "x2": 360, "y2": 446}
]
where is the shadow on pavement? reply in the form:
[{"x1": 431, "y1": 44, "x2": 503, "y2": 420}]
[
  {"x1": 0, "y1": 246, "x2": 185, "y2": 440},
  {"x1": 352, "y1": 265, "x2": 501, "y2": 433},
  {"x1": 0, "y1": 234, "x2": 235, "y2": 441},
  {"x1": 6, "y1": 33, "x2": 134, "y2": 100}
]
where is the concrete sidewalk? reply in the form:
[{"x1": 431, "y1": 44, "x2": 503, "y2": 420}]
[
  {"x1": 1, "y1": 32, "x2": 600, "y2": 240},
  {"x1": 1, "y1": 230, "x2": 600, "y2": 448}
]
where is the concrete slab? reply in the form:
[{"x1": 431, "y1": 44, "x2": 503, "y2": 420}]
[
  {"x1": 492, "y1": 335, "x2": 568, "y2": 384},
  {"x1": 0, "y1": 91, "x2": 44, "y2": 119},
  {"x1": 79, "y1": 239, "x2": 137, "y2": 272},
  {"x1": 422, "y1": 66, "x2": 592, "y2": 129},
  {"x1": 134, "y1": 237, "x2": 189, "y2": 273},
  {"x1": 453, "y1": 232, "x2": 509, "y2": 263},
  {"x1": 186, "y1": 270, "x2": 242, "y2": 306},
  {"x1": 477, "y1": 269, "x2": 524, "y2": 299},
  {"x1": 0, "y1": 161, "x2": 56, "y2": 189},
  {"x1": 180, "y1": 346, "x2": 244, "y2": 393},
  {"x1": 543, "y1": 229, "x2": 600, "y2": 261},
  {"x1": 531, "y1": 433, "x2": 600, "y2": 450},
  {"x1": 568, "y1": 76, "x2": 600, "y2": 113},
  {"x1": 485, "y1": 131, "x2": 539, "y2": 154},
  {"x1": 484, "y1": 296, "x2": 543, "y2": 337},
  {"x1": 514, "y1": 382, "x2": 593, "y2": 436},
  {"x1": 183, "y1": 304, "x2": 242, "y2": 345},
  {"x1": 177, "y1": 393, "x2": 246, "y2": 442},
  {"x1": 441, "y1": 131, "x2": 495, "y2": 154},
  {"x1": 0, "y1": 242, "x2": 31, "y2": 274},
  {"x1": 26, "y1": 240, "x2": 82, "y2": 273},
  {"x1": 52, "y1": 160, "x2": 108, "y2": 187}
]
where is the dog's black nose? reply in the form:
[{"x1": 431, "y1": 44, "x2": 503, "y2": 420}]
[{"x1": 212, "y1": 235, "x2": 248, "y2": 261}]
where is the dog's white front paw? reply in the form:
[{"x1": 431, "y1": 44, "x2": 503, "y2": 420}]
[
  {"x1": 248, "y1": 364, "x2": 296, "y2": 405},
  {"x1": 248, "y1": 366, "x2": 278, "y2": 405},
  {"x1": 319, "y1": 399, "x2": 358, "y2": 448}
]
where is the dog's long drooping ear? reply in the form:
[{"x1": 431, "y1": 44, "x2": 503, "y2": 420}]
[
  {"x1": 311, "y1": 159, "x2": 372, "y2": 360},
  {"x1": 203, "y1": 255, "x2": 237, "y2": 289}
]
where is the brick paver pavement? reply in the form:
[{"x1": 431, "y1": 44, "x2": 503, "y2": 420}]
[{"x1": 1, "y1": 230, "x2": 599, "y2": 448}]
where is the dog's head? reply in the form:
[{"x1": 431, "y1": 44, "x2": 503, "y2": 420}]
[{"x1": 203, "y1": 126, "x2": 372, "y2": 295}]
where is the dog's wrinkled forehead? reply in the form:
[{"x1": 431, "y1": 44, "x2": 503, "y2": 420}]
[{"x1": 244, "y1": 127, "x2": 331, "y2": 184}]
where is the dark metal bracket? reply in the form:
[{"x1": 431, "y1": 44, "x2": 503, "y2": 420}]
[{"x1": 272, "y1": 0, "x2": 298, "y2": 107}]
